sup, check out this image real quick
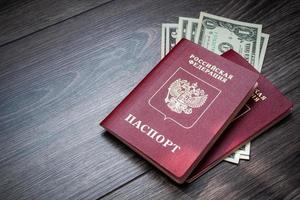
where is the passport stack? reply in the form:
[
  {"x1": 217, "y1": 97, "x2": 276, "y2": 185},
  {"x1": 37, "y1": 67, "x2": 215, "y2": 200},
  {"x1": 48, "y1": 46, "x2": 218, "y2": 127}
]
[{"x1": 100, "y1": 39, "x2": 293, "y2": 183}]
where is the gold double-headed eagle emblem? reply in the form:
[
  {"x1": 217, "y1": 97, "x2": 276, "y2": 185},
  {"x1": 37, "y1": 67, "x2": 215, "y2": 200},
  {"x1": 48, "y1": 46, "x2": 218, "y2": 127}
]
[{"x1": 165, "y1": 79, "x2": 208, "y2": 114}]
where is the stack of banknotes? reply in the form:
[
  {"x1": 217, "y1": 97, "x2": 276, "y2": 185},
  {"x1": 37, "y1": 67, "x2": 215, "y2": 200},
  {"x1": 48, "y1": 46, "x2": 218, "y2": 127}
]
[{"x1": 161, "y1": 12, "x2": 269, "y2": 164}]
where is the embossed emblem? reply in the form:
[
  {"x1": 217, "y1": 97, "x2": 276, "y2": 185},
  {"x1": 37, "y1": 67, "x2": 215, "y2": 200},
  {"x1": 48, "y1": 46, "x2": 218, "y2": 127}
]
[
  {"x1": 148, "y1": 67, "x2": 221, "y2": 129},
  {"x1": 164, "y1": 79, "x2": 208, "y2": 114}
]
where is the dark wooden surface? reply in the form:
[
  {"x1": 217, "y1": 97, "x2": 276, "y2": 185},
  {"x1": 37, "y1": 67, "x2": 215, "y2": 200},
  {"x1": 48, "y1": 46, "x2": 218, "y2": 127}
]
[{"x1": 0, "y1": 0, "x2": 299, "y2": 199}]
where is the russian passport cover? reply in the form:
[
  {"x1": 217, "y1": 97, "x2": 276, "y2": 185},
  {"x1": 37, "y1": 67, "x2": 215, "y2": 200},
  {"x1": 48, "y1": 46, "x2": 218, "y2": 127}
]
[
  {"x1": 100, "y1": 39, "x2": 259, "y2": 183},
  {"x1": 187, "y1": 50, "x2": 293, "y2": 182}
]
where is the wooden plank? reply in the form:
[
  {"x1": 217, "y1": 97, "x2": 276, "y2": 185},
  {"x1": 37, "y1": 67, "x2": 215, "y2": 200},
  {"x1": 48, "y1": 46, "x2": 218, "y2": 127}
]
[
  {"x1": 0, "y1": 0, "x2": 299, "y2": 199},
  {"x1": 0, "y1": 0, "x2": 166, "y2": 199},
  {"x1": 101, "y1": 171, "x2": 193, "y2": 200},
  {"x1": 0, "y1": 0, "x2": 112, "y2": 46}
]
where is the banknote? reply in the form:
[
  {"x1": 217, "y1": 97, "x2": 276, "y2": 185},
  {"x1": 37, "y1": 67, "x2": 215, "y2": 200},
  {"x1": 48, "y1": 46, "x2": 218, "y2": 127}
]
[
  {"x1": 177, "y1": 17, "x2": 199, "y2": 42},
  {"x1": 195, "y1": 12, "x2": 262, "y2": 68},
  {"x1": 224, "y1": 152, "x2": 240, "y2": 164},
  {"x1": 190, "y1": 18, "x2": 199, "y2": 42},
  {"x1": 224, "y1": 143, "x2": 250, "y2": 164},
  {"x1": 257, "y1": 33, "x2": 270, "y2": 72},
  {"x1": 161, "y1": 23, "x2": 269, "y2": 72},
  {"x1": 161, "y1": 15, "x2": 269, "y2": 164},
  {"x1": 161, "y1": 24, "x2": 167, "y2": 58},
  {"x1": 236, "y1": 142, "x2": 251, "y2": 156},
  {"x1": 177, "y1": 17, "x2": 189, "y2": 42},
  {"x1": 161, "y1": 23, "x2": 178, "y2": 58},
  {"x1": 239, "y1": 154, "x2": 250, "y2": 160}
]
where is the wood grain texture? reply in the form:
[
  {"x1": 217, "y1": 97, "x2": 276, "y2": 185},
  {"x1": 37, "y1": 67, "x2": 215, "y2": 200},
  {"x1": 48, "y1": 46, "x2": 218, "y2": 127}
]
[
  {"x1": 0, "y1": 0, "x2": 299, "y2": 199},
  {"x1": 0, "y1": 0, "x2": 112, "y2": 46},
  {"x1": 101, "y1": 171, "x2": 193, "y2": 200}
]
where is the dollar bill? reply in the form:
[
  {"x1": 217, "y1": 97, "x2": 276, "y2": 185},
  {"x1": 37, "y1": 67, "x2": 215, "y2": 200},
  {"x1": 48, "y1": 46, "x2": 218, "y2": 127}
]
[
  {"x1": 225, "y1": 152, "x2": 249, "y2": 163},
  {"x1": 177, "y1": 17, "x2": 190, "y2": 43},
  {"x1": 236, "y1": 142, "x2": 251, "y2": 156},
  {"x1": 258, "y1": 33, "x2": 270, "y2": 72},
  {"x1": 239, "y1": 154, "x2": 250, "y2": 160},
  {"x1": 224, "y1": 152, "x2": 240, "y2": 164},
  {"x1": 224, "y1": 142, "x2": 251, "y2": 163},
  {"x1": 161, "y1": 24, "x2": 167, "y2": 58},
  {"x1": 177, "y1": 17, "x2": 199, "y2": 43},
  {"x1": 161, "y1": 23, "x2": 178, "y2": 58},
  {"x1": 163, "y1": 22, "x2": 268, "y2": 72},
  {"x1": 190, "y1": 19, "x2": 199, "y2": 42},
  {"x1": 195, "y1": 12, "x2": 262, "y2": 68}
]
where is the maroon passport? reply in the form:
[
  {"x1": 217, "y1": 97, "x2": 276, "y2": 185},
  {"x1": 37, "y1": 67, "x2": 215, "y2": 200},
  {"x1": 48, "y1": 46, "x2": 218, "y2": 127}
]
[
  {"x1": 186, "y1": 50, "x2": 294, "y2": 183},
  {"x1": 100, "y1": 39, "x2": 259, "y2": 183}
]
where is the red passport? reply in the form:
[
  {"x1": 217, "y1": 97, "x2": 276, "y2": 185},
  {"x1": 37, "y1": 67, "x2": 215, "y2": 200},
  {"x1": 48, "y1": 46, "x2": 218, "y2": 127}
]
[
  {"x1": 187, "y1": 50, "x2": 294, "y2": 182},
  {"x1": 100, "y1": 39, "x2": 259, "y2": 183}
]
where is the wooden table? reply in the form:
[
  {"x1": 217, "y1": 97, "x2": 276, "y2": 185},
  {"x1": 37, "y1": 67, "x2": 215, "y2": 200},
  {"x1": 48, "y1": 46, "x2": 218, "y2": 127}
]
[{"x1": 0, "y1": 0, "x2": 299, "y2": 199}]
